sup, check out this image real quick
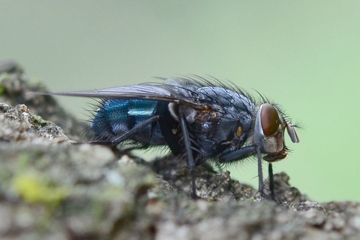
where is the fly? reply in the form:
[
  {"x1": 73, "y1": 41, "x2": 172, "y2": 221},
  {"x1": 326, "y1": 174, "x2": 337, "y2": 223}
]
[{"x1": 36, "y1": 77, "x2": 300, "y2": 200}]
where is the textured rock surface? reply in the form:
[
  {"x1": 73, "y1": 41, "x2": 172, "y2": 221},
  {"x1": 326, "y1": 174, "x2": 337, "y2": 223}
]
[{"x1": 1, "y1": 60, "x2": 360, "y2": 240}]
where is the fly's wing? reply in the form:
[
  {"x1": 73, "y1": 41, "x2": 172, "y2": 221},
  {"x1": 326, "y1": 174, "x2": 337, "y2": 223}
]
[{"x1": 31, "y1": 83, "x2": 207, "y2": 110}]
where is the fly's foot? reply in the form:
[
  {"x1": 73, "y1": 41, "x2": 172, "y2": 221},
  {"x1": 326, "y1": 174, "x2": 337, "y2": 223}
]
[{"x1": 256, "y1": 189, "x2": 284, "y2": 204}]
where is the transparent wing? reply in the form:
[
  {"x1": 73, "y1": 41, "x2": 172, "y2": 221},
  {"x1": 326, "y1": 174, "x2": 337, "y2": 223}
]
[{"x1": 30, "y1": 83, "x2": 207, "y2": 110}]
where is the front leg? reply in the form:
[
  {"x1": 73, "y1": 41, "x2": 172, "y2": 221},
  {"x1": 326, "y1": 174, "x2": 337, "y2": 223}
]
[
  {"x1": 219, "y1": 146, "x2": 279, "y2": 202},
  {"x1": 256, "y1": 150, "x2": 280, "y2": 202},
  {"x1": 267, "y1": 163, "x2": 283, "y2": 203}
]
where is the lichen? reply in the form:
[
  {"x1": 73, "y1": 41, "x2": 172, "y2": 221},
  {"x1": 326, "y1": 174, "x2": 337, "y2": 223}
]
[
  {"x1": 12, "y1": 174, "x2": 68, "y2": 205},
  {"x1": 0, "y1": 85, "x2": 5, "y2": 95}
]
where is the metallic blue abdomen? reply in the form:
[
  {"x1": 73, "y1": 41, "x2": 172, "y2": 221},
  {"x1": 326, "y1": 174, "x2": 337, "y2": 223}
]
[{"x1": 91, "y1": 99, "x2": 167, "y2": 145}]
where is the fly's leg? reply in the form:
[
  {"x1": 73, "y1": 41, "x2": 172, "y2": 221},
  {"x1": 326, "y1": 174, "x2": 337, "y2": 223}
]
[
  {"x1": 89, "y1": 116, "x2": 159, "y2": 158},
  {"x1": 256, "y1": 148, "x2": 275, "y2": 201},
  {"x1": 179, "y1": 110, "x2": 197, "y2": 199},
  {"x1": 220, "y1": 146, "x2": 282, "y2": 203},
  {"x1": 256, "y1": 147, "x2": 265, "y2": 196},
  {"x1": 257, "y1": 149, "x2": 282, "y2": 202},
  {"x1": 268, "y1": 163, "x2": 275, "y2": 200},
  {"x1": 89, "y1": 115, "x2": 160, "y2": 146},
  {"x1": 268, "y1": 163, "x2": 283, "y2": 203}
]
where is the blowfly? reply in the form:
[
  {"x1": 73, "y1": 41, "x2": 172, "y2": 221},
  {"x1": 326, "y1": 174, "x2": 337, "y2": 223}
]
[{"x1": 38, "y1": 77, "x2": 299, "y2": 200}]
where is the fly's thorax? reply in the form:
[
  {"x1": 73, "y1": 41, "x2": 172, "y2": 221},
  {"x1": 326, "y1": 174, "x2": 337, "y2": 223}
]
[{"x1": 168, "y1": 102, "x2": 222, "y2": 124}]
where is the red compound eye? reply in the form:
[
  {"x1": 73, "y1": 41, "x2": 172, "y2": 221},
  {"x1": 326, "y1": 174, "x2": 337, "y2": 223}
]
[{"x1": 260, "y1": 104, "x2": 280, "y2": 136}]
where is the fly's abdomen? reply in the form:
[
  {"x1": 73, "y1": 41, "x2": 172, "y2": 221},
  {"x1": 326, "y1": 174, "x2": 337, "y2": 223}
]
[{"x1": 91, "y1": 99, "x2": 166, "y2": 145}]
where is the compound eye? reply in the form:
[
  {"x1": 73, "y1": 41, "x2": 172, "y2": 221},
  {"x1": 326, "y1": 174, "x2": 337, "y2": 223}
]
[{"x1": 260, "y1": 104, "x2": 280, "y2": 136}]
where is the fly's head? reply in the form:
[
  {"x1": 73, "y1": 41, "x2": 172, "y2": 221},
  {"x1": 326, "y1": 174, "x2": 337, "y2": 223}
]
[{"x1": 254, "y1": 103, "x2": 300, "y2": 162}]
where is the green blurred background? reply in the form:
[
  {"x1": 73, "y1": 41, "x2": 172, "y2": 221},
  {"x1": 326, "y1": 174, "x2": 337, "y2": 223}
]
[{"x1": 1, "y1": 1, "x2": 359, "y2": 202}]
